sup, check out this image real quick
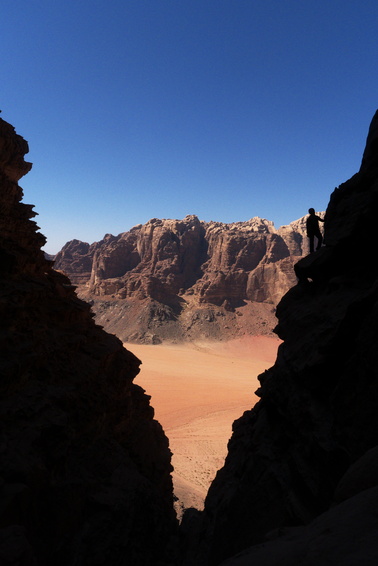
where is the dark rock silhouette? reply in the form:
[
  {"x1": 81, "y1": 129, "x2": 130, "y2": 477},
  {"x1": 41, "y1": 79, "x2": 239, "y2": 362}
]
[
  {"x1": 0, "y1": 118, "x2": 177, "y2": 565},
  {"x1": 54, "y1": 215, "x2": 317, "y2": 343},
  {"x1": 185, "y1": 110, "x2": 378, "y2": 565}
]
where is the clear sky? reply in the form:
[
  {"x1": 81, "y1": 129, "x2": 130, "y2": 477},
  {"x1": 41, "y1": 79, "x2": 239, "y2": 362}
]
[{"x1": 2, "y1": 1, "x2": 378, "y2": 254}]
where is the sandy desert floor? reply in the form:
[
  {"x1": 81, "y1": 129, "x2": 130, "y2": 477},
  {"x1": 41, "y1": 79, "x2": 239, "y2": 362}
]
[{"x1": 126, "y1": 336, "x2": 280, "y2": 517}]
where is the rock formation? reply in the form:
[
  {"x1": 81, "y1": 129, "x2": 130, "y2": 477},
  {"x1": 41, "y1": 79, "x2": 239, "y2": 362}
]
[
  {"x1": 54, "y1": 213, "x2": 316, "y2": 343},
  {"x1": 5, "y1": 107, "x2": 377, "y2": 566},
  {"x1": 183, "y1": 111, "x2": 378, "y2": 565},
  {"x1": 0, "y1": 118, "x2": 177, "y2": 565}
]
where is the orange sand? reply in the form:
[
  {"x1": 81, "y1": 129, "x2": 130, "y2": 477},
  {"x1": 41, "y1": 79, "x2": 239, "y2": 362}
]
[{"x1": 126, "y1": 336, "x2": 280, "y2": 514}]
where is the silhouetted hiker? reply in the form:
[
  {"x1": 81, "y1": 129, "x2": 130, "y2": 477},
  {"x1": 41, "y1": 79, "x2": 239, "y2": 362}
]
[{"x1": 306, "y1": 208, "x2": 324, "y2": 253}]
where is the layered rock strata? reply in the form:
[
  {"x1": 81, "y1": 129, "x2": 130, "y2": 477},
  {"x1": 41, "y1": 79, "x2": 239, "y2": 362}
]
[
  {"x1": 187, "y1": 112, "x2": 378, "y2": 565},
  {"x1": 55, "y1": 214, "x2": 316, "y2": 343},
  {"x1": 0, "y1": 118, "x2": 177, "y2": 565}
]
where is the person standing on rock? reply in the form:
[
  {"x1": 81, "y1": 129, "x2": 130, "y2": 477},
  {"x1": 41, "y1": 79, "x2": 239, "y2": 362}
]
[{"x1": 306, "y1": 208, "x2": 324, "y2": 253}]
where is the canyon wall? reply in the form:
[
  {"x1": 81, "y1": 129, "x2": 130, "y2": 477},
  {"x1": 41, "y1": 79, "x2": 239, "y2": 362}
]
[
  {"x1": 0, "y1": 118, "x2": 177, "y2": 565},
  {"x1": 54, "y1": 212, "x2": 315, "y2": 343},
  {"x1": 186, "y1": 112, "x2": 378, "y2": 565},
  {"x1": 4, "y1": 109, "x2": 377, "y2": 566}
]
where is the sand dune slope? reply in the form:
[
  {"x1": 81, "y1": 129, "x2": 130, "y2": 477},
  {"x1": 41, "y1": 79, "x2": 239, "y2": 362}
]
[{"x1": 127, "y1": 337, "x2": 280, "y2": 514}]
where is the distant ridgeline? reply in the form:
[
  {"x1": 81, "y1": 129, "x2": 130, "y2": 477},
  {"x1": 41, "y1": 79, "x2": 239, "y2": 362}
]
[{"x1": 54, "y1": 214, "x2": 321, "y2": 343}]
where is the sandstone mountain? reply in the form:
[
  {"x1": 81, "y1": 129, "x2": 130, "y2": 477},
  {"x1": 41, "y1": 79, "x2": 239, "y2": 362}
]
[
  {"x1": 182, "y1": 112, "x2": 378, "y2": 565},
  {"x1": 0, "y1": 118, "x2": 177, "y2": 564},
  {"x1": 54, "y1": 213, "x2": 315, "y2": 343}
]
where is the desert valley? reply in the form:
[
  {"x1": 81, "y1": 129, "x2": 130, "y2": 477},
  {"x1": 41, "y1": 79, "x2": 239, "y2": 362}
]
[
  {"x1": 52, "y1": 196, "x2": 315, "y2": 517},
  {"x1": 130, "y1": 336, "x2": 280, "y2": 515}
]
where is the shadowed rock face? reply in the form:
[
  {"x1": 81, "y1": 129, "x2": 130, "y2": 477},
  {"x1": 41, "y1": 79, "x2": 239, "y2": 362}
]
[
  {"x1": 54, "y1": 212, "x2": 317, "y2": 343},
  {"x1": 188, "y1": 111, "x2": 378, "y2": 565},
  {"x1": 0, "y1": 118, "x2": 177, "y2": 565}
]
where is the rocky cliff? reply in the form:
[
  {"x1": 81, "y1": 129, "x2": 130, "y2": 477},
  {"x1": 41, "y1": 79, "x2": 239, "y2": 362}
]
[
  {"x1": 5, "y1": 108, "x2": 377, "y2": 566},
  {"x1": 54, "y1": 213, "x2": 315, "y2": 343},
  {"x1": 0, "y1": 118, "x2": 177, "y2": 565},
  {"x1": 185, "y1": 112, "x2": 378, "y2": 565}
]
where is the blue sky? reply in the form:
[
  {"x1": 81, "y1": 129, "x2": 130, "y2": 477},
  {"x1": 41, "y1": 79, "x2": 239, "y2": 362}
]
[{"x1": 2, "y1": 1, "x2": 378, "y2": 253}]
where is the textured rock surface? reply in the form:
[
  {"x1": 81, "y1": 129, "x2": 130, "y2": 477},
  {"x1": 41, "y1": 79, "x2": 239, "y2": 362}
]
[
  {"x1": 54, "y1": 213, "x2": 317, "y2": 343},
  {"x1": 217, "y1": 485, "x2": 378, "y2": 566},
  {"x1": 0, "y1": 118, "x2": 177, "y2": 565},
  {"x1": 185, "y1": 110, "x2": 378, "y2": 565}
]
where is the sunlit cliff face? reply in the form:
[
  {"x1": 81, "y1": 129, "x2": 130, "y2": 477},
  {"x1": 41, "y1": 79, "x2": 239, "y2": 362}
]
[{"x1": 52, "y1": 212, "x2": 320, "y2": 344}]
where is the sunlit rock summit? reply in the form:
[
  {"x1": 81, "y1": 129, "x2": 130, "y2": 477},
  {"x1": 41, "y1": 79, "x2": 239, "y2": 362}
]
[{"x1": 54, "y1": 213, "x2": 313, "y2": 343}]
